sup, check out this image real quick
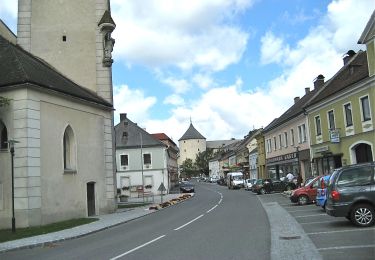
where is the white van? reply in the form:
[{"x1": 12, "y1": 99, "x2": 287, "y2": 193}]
[{"x1": 227, "y1": 172, "x2": 244, "y2": 189}]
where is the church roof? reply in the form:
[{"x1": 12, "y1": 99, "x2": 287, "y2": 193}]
[
  {"x1": 179, "y1": 123, "x2": 206, "y2": 141},
  {"x1": 115, "y1": 116, "x2": 166, "y2": 149},
  {"x1": 0, "y1": 35, "x2": 113, "y2": 108}
]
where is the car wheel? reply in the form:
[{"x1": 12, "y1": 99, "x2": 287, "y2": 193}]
[
  {"x1": 298, "y1": 195, "x2": 308, "y2": 205},
  {"x1": 350, "y1": 204, "x2": 375, "y2": 227},
  {"x1": 260, "y1": 188, "x2": 266, "y2": 195}
]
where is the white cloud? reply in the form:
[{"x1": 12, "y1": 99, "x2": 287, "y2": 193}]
[
  {"x1": 140, "y1": 0, "x2": 374, "y2": 141},
  {"x1": 164, "y1": 94, "x2": 185, "y2": 106},
  {"x1": 113, "y1": 85, "x2": 157, "y2": 124},
  {"x1": 111, "y1": 0, "x2": 251, "y2": 72},
  {"x1": 192, "y1": 73, "x2": 215, "y2": 89},
  {"x1": 0, "y1": 0, "x2": 17, "y2": 18},
  {"x1": 161, "y1": 77, "x2": 191, "y2": 94},
  {"x1": 260, "y1": 32, "x2": 289, "y2": 65}
]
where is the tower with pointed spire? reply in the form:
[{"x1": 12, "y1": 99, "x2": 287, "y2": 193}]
[{"x1": 178, "y1": 122, "x2": 206, "y2": 166}]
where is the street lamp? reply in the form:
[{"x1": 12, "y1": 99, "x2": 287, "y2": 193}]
[{"x1": 7, "y1": 139, "x2": 19, "y2": 233}]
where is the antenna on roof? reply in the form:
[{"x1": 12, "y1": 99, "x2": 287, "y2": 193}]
[{"x1": 190, "y1": 116, "x2": 192, "y2": 124}]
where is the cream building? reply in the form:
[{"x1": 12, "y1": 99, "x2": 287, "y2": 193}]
[{"x1": 0, "y1": 0, "x2": 116, "y2": 228}]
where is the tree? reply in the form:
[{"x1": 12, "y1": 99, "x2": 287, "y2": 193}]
[
  {"x1": 194, "y1": 149, "x2": 216, "y2": 177},
  {"x1": 0, "y1": 97, "x2": 10, "y2": 107},
  {"x1": 180, "y1": 158, "x2": 196, "y2": 178}
]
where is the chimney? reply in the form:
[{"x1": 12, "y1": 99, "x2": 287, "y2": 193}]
[
  {"x1": 313, "y1": 74, "x2": 325, "y2": 89},
  {"x1": 305, "y1": 87, "x2": 310, "y2": 94},
  {"x1": 343, "y1": 50, "x2": 356, "y2": 65},
  {"x1": 120, "y1": 113, "x2": 127, "y2": 122},
  {"x1": 294, "y1": 97, "x2": 300, "y2": 103}
]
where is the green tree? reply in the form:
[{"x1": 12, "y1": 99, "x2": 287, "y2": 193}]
[
  {"x1": 180, "y1": 158, "x2": 196, "y2": 178},
  {"x1": 194, "y1": 149, "x2": 216, "y2": 177}
]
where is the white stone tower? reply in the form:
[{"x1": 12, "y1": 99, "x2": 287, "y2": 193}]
[
  {"x1": 17, "y1": 0, "x2": 115, "y2": 103},
  {"x1": 178, "y1": 122, "x2": 206, "y2": 166}
]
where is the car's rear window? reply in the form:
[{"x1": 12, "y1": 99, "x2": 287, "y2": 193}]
[
  {"x1": 337, "y1": 166, "x2": 373, "y2": 187},
  {"x1": 256, "y1": 179, "x2": 263, "y2": 184}
]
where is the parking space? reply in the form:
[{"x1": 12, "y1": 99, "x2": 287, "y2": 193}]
[{"x1": 252, "y1": 191, "x2": 375, "y2": 259}]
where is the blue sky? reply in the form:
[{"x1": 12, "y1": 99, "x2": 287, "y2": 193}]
[{"x1": 1, "y1": 0, "x2": 374, "y2": 142}]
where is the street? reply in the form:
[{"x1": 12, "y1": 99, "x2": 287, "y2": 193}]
[
  {"x1": 2, "y1": 181, "x2": 270, "y2": 260},
  {"x1": 2, "y1": 181, "x2": 374, "y2": 259}
]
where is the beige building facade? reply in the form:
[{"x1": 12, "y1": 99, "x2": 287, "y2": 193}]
[{"x1": 0, "y1": 0, "x2": 116, "y2": 228}]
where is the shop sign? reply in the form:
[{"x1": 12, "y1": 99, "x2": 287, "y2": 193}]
[
  {"x1": 315, "y1": 146, "x2": 329, "y2": 153},
  {"x1": 330, "y1": 130, "x2": 340, "y2": 143},
  {"x1": 266, "y1": 152, "x2": 297, "y2": 164}
]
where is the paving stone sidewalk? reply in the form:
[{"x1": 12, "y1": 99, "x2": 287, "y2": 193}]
[{"x1": 0, "y1": 193, "x2": 188, "y2": 253}]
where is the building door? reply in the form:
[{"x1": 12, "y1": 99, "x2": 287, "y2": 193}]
[
  {"x1": 355, "y1": 143, "x2": 373, "y2": 163},
  {"x1": 87, "y1": 182, "x2": 96, "y2": 216}
]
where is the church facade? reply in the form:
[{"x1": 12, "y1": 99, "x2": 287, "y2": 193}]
[{"x1": 0, "y1": 0, "x2": 117, "y2": 228}]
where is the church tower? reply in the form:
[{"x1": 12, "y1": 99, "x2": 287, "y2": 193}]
[
  {"x1": 17, "y1": 0, "x2": 115, "y2": 103},
  {"x1": 178, "y1": 122, "x2": 206, "y2": 166}
]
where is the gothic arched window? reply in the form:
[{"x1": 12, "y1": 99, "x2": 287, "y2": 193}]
[
  {"x1": 63, "y1": 125, "x2": 76, "y2": 172},
  {"x1": 0, "y1": 120, "x2": 8, "y2": 149}
]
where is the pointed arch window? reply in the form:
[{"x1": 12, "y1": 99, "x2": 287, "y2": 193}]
[
  {"x1": 0, "y1": 121, "x2": 8, "y2": 150},
  {"x1": 63, "y1": 125, "x2": 76, "y2": 173}
]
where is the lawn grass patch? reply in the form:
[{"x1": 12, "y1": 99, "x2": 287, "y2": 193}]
[{"x1": 0, "y1": 218, "x2": 98, "y2": 243}]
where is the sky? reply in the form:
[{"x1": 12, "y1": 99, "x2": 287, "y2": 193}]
[{"x1": 1, "y1": 0, "x2": 374, "y2": 143}]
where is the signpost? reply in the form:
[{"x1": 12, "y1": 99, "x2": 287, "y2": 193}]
[{"x1": 158, "y1": 183, "x2": 166, "y2": 203}]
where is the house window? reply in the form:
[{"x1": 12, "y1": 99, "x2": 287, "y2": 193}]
[
  {"x1": 315, "y1": 116, "x2": 322, "y2": 136},
  {"x1": 344, "y1": 103, "x2": 353, "y2": 127},
  {"x1": 302, "y1": 124, "x2": 307, "y2": 143},
  {"x1": 273, "y1": 136, "x2": 277, "y2": 151},
  {"x1": 143, "y1": 153, "x2": 151, "y2": 165},
  {"x1": 0, "y1": 121, "x2": 7, "y2": 149},
  {"x1": 120, "y1": 154, "x2": 128, "y2": 166},
  {"x1": 284, "y1": 132, "x2": 288, "y2": 148},
  {"x1": 63, "y1": 125, "x2": 76, "y2": 172},
  {"x1": 278, "y1": 134, "x2": 282, "y2": 149},
  {"x1": 327, "y1": 110, "x2": 335, "y2": 130},
  {"x1": 290, "y1": 129, "x2": 294, "y2": 146},
  {"x1": 361, "y1": 96, "x2": 371, "y2": 121}
]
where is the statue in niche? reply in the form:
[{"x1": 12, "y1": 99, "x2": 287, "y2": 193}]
[{"x1": 103, "y1": 32, "x2": 115, "y2": 66}]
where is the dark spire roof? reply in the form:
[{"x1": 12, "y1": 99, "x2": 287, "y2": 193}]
[
  {"x1": 179, "y1": 123, "x2": 206, "y2": 141},
  {"x1": 0, "y1": 35, "x2": 112, "y2": 108}
]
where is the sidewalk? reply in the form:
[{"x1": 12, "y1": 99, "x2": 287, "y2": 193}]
[{"x1": 0, "y1": 193, "x2": 188, "y2": 253}]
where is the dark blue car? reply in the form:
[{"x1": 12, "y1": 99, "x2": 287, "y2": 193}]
[{"x1": 316, "y1": 174, "x2": 331, "y2": 209}]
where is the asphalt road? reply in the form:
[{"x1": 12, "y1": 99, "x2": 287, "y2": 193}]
[{"x1": 2, "y1": 181, "x2": 270, "y2": 260}]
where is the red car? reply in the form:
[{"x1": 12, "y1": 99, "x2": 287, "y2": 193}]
[{"x1": 290, "y1": 176, "x2": 320, "y2": 205}]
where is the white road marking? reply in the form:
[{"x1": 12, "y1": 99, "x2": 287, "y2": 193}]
[
  {"x1": 218, "y1": 198, "x2": 222, "y2": 204},
  {"x1": 288, "y1": 208, "x2": 325, "y2": 213},
  {"x1": 295, "y1": 213, "x2": 327, "y2": 218},
  {"x1": 318, "y1": 244, "x2": 375, "y2": 251},
  {"x1": 307, "y1": 227, "x2": 375, "y2": 235},
  {"x1": 110, "y1": 235, "x2": 166, "y2": 259},
  {"x1": 207, "y1": 205, "x2": 218, "y2": 213},
  {"x1": 174, "y1": 214, "x2": 204, "y2": 231},
  {"x1": 300, "y1": 220, "x2": 334, "y2": 225}
]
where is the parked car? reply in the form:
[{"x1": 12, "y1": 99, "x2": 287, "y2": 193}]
[
  {"x1": 179, "y1": 181, "x2": 195, "y2": 193},
  {"x1": 290, "y1": 176, "x2": 320, "y2": 205},
  {"x1": 244, "y1": 179, "x2": 257, "y2": 190},
  {"x1": 217, "y1": 177, "x2": 226, "y2": 186},
  {"x1": 325, "y1": 162, "x2": 375, "y2": 227},
  {"x1": 252, "y1": 178, "x2": 296, "y2": 194},
  {"x1": 316, "y1": 175, "x2": 331, "y2": 209}
]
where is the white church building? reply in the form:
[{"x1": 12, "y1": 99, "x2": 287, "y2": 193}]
[{"x1": 0, "y1": 0, "x2": 117, "y2": 228}]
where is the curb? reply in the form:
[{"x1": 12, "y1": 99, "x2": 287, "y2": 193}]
[{"x1": 0, "y1": 193, "x2": 194, "y2": 253}]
